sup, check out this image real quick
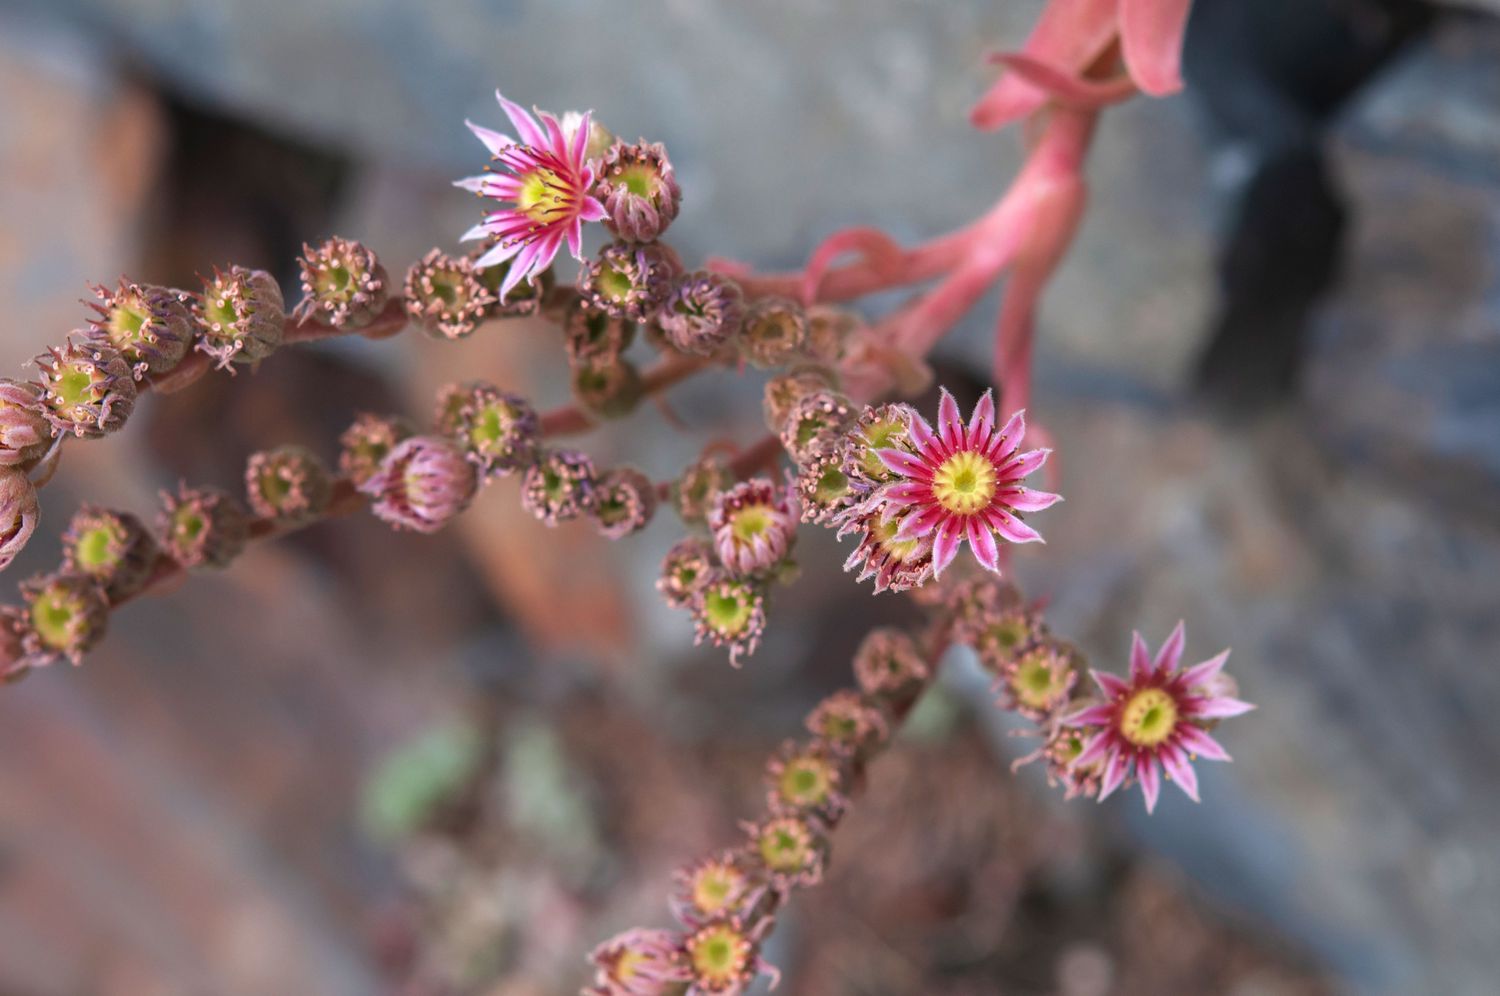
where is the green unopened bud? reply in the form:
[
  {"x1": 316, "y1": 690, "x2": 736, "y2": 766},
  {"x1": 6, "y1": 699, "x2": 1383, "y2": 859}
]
[
  {"x1": 21, "y1": 573, "x2": 109, "y2": 665},
  {"x1": 590, "y1": 467, "x2": 656, "y2": 539},
  {"x1": 571, "y1": 353, "x2": 642, "y2": 419},
  {"x1": 159, "y1": 486, "x2": 250, "y2": 568},
  {"x1": 338, "y1": 412, "x2": 415, "y2": 487},
  {"x1": 294, "y1": 237, "x2": 390, "y2": 329},
  {"x1": 86, "y1": 280, "x2": 193, "y2": 377},
  {"x1": 245, "y1": 445, "x2": 333, "y2": 524},
  {"x1": 435, "y1": 382, "x2": 539, "y2": 478},
  {"x1": 35, "y1": 340, "x2": 137, "y2": 439},
  {"x1": 404, "y1": 249, "x2": 494, "y2": 340},
  {"x1": 195, "y1": 266, "x2": 284, "y2": 368},
  {"x1": 61, "y1": 506, "x2": 158, "y2": 601},
  {"x1": 740, "y1": 296, "x2": 806, "y2": 368}
]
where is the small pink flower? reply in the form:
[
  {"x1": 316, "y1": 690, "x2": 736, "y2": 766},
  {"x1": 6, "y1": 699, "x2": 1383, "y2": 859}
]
[
  {"x1": 455, "y1": 91, "x2": 607, "y2": 300},
  {"x1": 874, "y1": 388, "x2": 1060, "y2": 578},
  {"x1": 1064, "y1": 622, "x2": 1255, "y2": 812}
]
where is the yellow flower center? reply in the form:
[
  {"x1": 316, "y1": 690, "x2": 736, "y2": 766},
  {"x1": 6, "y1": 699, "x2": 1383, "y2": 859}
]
[
  {"x1": 729, "y1": 505, "x2": 774, "y2": 542},
  {"x1": 1011, "y1": 651, "x2": 1068, "y2": 711},
  {"x1": 691, "y1": 864, "x2": 744, "y2": 916},
  {"x1": 931, "y1": 451, "x2": 996, "y2": 516},
  {"x1": 516, "y1": 168, "x2": 570, "y2": 224},
  {"x1": 611, "y1": 949, "x2": 646, "y2": 983},
  {"x1": 778, "y1": 756, "x2": 833, "y2": 807},
  {"x1": 1118, "y1": 688, "x2": 1178, "y2": 747},
  {"x1": 687, "y1": 924, "x2": 752, "y2": 987}
]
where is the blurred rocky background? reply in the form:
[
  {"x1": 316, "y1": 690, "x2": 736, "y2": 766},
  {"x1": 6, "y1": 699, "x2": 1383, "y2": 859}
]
[{"x1": 0, "y1": 0, "x2": 1497, "y2": 993}]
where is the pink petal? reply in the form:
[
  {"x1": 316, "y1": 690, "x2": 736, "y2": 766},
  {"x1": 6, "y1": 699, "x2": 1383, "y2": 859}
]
[
  {"x1": 496, "y1": 91, "x2": 547, "y2": 147},
  {"x1": 1130, "y1": 631, "x2": 1151, "y2": 682},
  {"x1": 1159, "y1": 744, "x2": 1200, "y2": 802},
  {"x1": 465, "y1": 119, "x2": 513, "y2": 156},
  {"x1": 937, "y1": 388, "x2": 964, "y2": 450},
  {"x1": 967, "y1": 518, "x2": 1001, "y2": 573},
  {"x1": 461, "y1": 220, "x2": 500, "y2": 242},
  {"x1": 967, "y1": 390, "x2": 996, "y2": 449},
  {"x1": 984, "y1": 507, "x2": 1043, "y2": 545},
  {"x1": 1092, "y1": 669, "x2": 1129, "y2": 698},
  {"x1": 883, "y1": 482, "x2": 932, "y2": 506},
  {"x1": 1073, "y1": 730, "x2": 1111, "y2": 768},
  {"x1": 1098, "y1": 750, "x2": 1131, "y2": 801},
  {"x1": 1184, "y1": 695, "x2": 1256, "y2": 720},
  {"x1": 579, "y1": 195, "x2": 608, "y2": 223},
  {"x1": 877, "y1": 448, "x2": 931, "y2": 479},
  {"x1": 1003, "y1": 486, "x2": 1062, "y2": 512},
  {"x1": 1137, "y1": 756, "x2": 1162, "y2": 812},
  {"x1": 988, "y1": 409, "x2": 1026, "y2": 461},
  {"x1": 570, "y1": 109, "x2": 591, "y2": 163},
  {"x1": 454, "y1": 173, "x2": 495, "y2": 194},
  {"x1": 1120, "y1": 0, "x2": 1193, "y2": 97},
  {"x1": 474, "y1": 238, "x2": 524, "y2": 268},
  {"x1": 907, "y1": 408, "x2": 941, "y2": 454},
  {"x1": 1175, "y1": 725, "x2": 1231, "y2": 763},
  {"x1": 1000, "y1": 447, "x2": 1050, "y2": 482},
  {"x1": 565, "y1": 218, "x2": 584, "y2": 259},
  {"x1": 1065, "y1": 704, "x2": 1113, "y2": 728},
  {"x1": 931, "y1": 517, "x2": 964, "y2": 578},
  {"x1": 1154, "y1": 620, "x2": 1187, "y2": 675},
  {"x1": 1179, "y1": 649, "x2": 1230, "y2": 689},
  {"x1": 896, "y1": 502, "x2": 946, "y2": 540}
]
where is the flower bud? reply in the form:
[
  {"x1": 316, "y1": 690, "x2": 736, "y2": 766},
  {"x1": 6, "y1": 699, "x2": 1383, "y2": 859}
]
[
  {"x1": 780, "y1": 389, "x2": 855, "y2": 466},
  {"x1": 195, "y1": 266, "x2": 285, "y2": 368},
  {"x1": 595, "y1": 140, "x2": 682, "y2": 242},
  {"x1": 564, "y1": 303, "x2": 635, "y2": 362},
  {"x1": 86, "y1": 280, "x2": 193, "y2": 377},
  {"x1": 840, "y1": 503, "x2": 935, "y2": 594},
  {"x1": 294, "y1": 237, "x2": 389, "y2": 329},
  {"x1": 805, "y1": 689, "x2": 889, "y2": 757},
  {"x1": 672, "y1": 452, "x2": 732, "y2": 526},
  {"x1": 739, "y1": 297, "x2": 806, "y2": 369},
  {"x1": 61, "y1": 506, "x2": 157, "y2": 601},
  {"x1": 682, "y1": 917, "x2": 767, "y2": 996},
  {"x1": 745, "y1": 813, "x2": 827, "y2": 889},
  {"x1": 337, "y1": 412, "x2": 415, "y2": 487},
  {"x1": 578, "y1": 240, "x2": 680, "y2": 322},
  {"x1": 0, "y1": 607, "x2": 29, "y2": 682},
  {"x1": 520, "y1": 448, "x2": 597, "y2": 526},
  {"x1": 657, "y1": 271, "x2": 743, "y2": 356},
  {"x1": 0, "y1": 468, "x2": 38, "y2": 572},
  {"x1": 1000, "y1": 639, "x2": 1081, "y2": 720},
  {"x1": 403, "y1": 249, "x2": 495, "y2": 340},
  {"x1": 587, "y1": 927, "x2": 687, "y2": 995},
  {"x1": 657, "y1": 536, "x2": 714, "y2": 609},
  {"x1": 0, "y1": 380, "x2": 50, "y2": 470},
  {"x1": 472, "y1": 250, "x2": 550, "y2": 319},
  {"x1": 591, "y1": 466, "x2": 657, "y2": 539},
  {"x1": 360, "y1": 435, "x2": 478, "y2": 534},
  {"x1": 794, "y1": 443, "x2": 854, "y2": 526},
  {"x1": 691, "y1": 572, "x2": 767, "y2": 667},
  {"x1": 843, "y1": 402, "x2": 918, "y2": 489},
  {"x1": 852, "y1": 627, "x2": 928, "y2": 698},
  {"x1": 765, "y1": 740, "x2": 848, "y2": 822},
  {"x1": 160, "y1": 486, "x2": 250, "y2": 568},
  {"x1": 35, "y1": 340, "x2": 137, "y2": 438},
  {"x1": 571, "y1": 353, "x2": 643, "y2": 418},
  {"x1": 245, "y1": 445, "x2": 333, "y2": 524},
  {"x1": 762, "y1": 366, "x2": 836, "y2": 433},
  {"x1": 708, "y1": 477, "x2": 798, "y2": 578},
  {"x1": 436, "y1": 383, "x2": 539, "y2": 478},
  {"x1": 21, "y1": 572, "x2": 109, "y2": 665},
  {"x1": 803, "y1": 305, "x2": 859, "y2": 364}
]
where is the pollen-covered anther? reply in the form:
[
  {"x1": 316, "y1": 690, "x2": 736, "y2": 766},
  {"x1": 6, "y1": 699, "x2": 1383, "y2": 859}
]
[
  {"x1": 657, "y1": 537, "x2": 715, "y2": 610},
  {"x1": 852, "y1": 627, "x2": 929, "y2": 698},
  {"x1": 194, "y1": 266, "x2": 285, "y2": 369},
  {"x1": 779, "y1": 388, "x2": 854, "y2": 465},
  {"x1": 294, "y1": 236, "x2": 389, "y2": 329},
  {"x1": 708, "y1": 477, "x2": 799, "y2": 578},
  {"x1": 360, "y1": 435, "x2": 478, "y2": 534},
  {"x1": 691, "y1": 572, "x2": 767, "y2": 667},
  {"x1": 595, "y1": 139, "x2": 683, "y2": 243},
  {"x1": 159, "y1": 485, "x2": 251, "y2": 569},
  {"x1": 590, "y1": 466, "x2": 657, "y2": 540},
  {"x1": 657, "y1": 271, "x2": 744, "y2": 357},
  {"x1": 437, "y1": 382, "x2": 540, "y2": 478},
  {"x1": 244, "y1": 445, "x2": 333, "y2": 525},
  {"x1": 86, "y1": 279, "x2": 193, "y2": 378},
  {"x1": 337, "y1": 412, "x2": 415, "y2": 488},
  {"x1": 520, "y1": 448, "x2": 598, "y2": 526},
  {"x1": 403, "y1": 249, "x2": 496, "y2": 340},
  {"x1": 34, "y1": 340, "x2": 137, "y2": 438},
  {"x1": 61, "y1": 506, "x2": 158, "y2": 601},
  {"x1": 739, "y1": 296, "x2": 806, "y2": 369},
  {"x1": 20, "y1": 572, "x2": 109, "y2": 666},
  {"x1": 578, "y1": 240, "x2": 681, "y2": 322}
]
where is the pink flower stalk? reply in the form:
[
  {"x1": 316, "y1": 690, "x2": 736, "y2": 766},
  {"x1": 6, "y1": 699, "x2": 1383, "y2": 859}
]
[
  {"x1": 1065, "y1": 622, "x2": 1254, "y2": 812},
  {"x1": 455, "y1": 91, "x2": 607, "y2": 300},
  {"x1": 970, "y1": 0, "x2": 1195, "y2": 130},
  {"x1": 875, "y1": 389, "x2": 1060, "y2": 578}
]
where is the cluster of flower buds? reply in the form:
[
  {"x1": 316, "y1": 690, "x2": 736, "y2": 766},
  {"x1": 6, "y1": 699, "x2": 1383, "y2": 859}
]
[
  {"x1": 939, "y1": 574, "x2": 1254, "y2": 812},
  {"x1": 585, "y1": 624, "x2": 930, "y2": 996},
  {"x1": 656, "y1": 461, "x2": 802, "y2": 667}
]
